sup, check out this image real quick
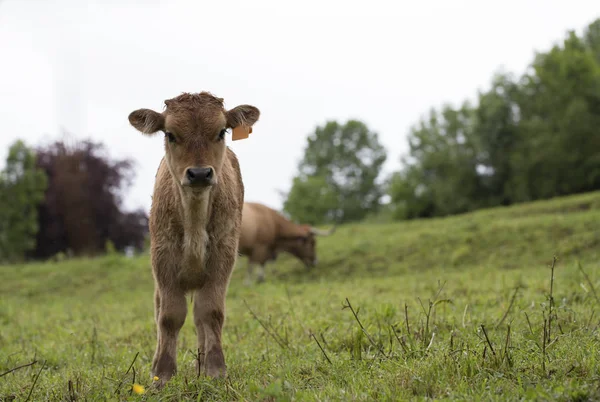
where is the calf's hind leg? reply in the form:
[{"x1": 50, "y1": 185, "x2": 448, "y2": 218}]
[
  {"x1": 154, "y1": 286, "x2": 161, "y2": 344},
  {"x1": 151, "y1": 286, "x2": 187, "y2": 385}
]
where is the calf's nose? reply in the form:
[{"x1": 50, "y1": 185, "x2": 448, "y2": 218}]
[{"x1": 186, "y1": 167, "x2": 214, "y2": 185}]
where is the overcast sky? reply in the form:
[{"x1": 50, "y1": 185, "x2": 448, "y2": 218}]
[{"x1": 0, "y1": 0, "x2": 598, "y2": 214}]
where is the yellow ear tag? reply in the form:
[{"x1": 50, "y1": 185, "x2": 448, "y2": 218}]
[{"x1": 232, "y1": 125, "x2": 252, "y2": 141}]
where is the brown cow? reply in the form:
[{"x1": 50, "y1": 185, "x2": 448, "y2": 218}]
[
  {"x1": 238, "y1": 202, "x2": 335, "y2": 284},
  {"x1": 128, "y1": 91, "x2": 260, "y2": 386}
]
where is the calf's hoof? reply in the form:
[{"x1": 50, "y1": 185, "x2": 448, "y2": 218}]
[
  {"x1": 205, "y1": 365, "x2": 227, "y2": 379},
  {"x1": 204, "y1": 347, "x2": 227, "y2": 379},
  {"x1": 151, "y1": 355, "x2": 177, "y2": 388},
  {"x1": 150, "y1": 376, "x2": 168, "y2": 390}
]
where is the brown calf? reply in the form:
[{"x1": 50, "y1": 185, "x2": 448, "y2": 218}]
[
  {"x1": 238, "y1": 202, "x2": 335, "y2": 284},
  {"x1": 128, "y1": 91, "x2": 259, "y2": 386}
]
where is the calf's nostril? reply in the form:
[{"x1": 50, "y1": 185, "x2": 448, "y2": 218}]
[{"x1": 186, "y1": 169, "x2": 196, "y2": 181}]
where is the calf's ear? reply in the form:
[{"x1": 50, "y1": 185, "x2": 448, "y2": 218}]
[
  {"x1": 128, "y1": 109, "x2": 165, "y2": 135},
  {"x1": 226, "y1": 105, "x2": 260, "y2": 129},
  {"x1": 226, "y1": 105, "x2": 260, "y2": 141}
]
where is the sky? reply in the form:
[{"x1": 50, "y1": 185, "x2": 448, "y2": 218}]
[{"x1": 0, "y1": 0, "x2": 598, "y2": 214}]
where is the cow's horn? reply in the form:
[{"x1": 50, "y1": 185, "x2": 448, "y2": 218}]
[{"x1": 310, "y1": 225, "x2": 336, "y2": 236}]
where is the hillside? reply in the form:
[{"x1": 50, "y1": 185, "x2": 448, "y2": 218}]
[
  {"x1": 1, "y1": 192, "x2": 599, "y2": 401},
  {"x1": 260, "y1": 191, "x2": 600, "y2": 282}
]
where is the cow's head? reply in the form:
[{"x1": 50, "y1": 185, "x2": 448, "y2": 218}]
[
  {"x1": 278, "y1": 225, "x2": 336, "y2": 268},
  {"x1": 128, "y1": 92, "x2": 259, "y2": 193}
]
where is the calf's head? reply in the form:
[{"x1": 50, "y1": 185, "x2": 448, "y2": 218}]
[{"x1": 128, "y1": 92, "x2": 259, "y2": 191}]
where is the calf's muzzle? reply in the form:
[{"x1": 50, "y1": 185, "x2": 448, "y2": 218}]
[{"x1": 185, "y1": 166, "x2": 214, "y2": 187}]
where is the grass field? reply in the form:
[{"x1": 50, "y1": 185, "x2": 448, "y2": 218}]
[{"x1": 1, "y1": 192, "x2": 600, "y2": 401}]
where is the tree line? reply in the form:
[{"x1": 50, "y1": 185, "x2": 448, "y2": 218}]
[{"x1": 284, "y1": 18, "x2": 600, "y2": 223}]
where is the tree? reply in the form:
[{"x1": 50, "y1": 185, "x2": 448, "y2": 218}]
[
  {"x1": 388, "y1": 18, "x2": 600, "y2": 221},
  {"x1": 584, "y1": 18, "x2": 600, "y2": 65},
  {"x1": 472, "y1": 72, "x2": 521, "y2": 206},
  {"x1": 282, "y1": 175, "x2": 339, "y2": 225},
  {"x1": 389, "y1": 102, "x2": 484, "y2": 219},
  {"x1": 387, "y1": 168, "x2": 435, "y2": 220},
  {"x1": 30, "y1": 138, "x2": 148, "y2": 259},
  {"x1": 284, "y1": 120, "x2": 387, "y2": 224},
  {"x1": 0, "y1": 140, "x2": 48, "y2": 262},
  {"x1": 509, "y1": 30, "x2": 600, "y2": 201}
]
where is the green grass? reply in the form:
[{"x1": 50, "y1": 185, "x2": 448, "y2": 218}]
[{"x1": 1, "y1": 191, "x2": 600, "y2": 401}]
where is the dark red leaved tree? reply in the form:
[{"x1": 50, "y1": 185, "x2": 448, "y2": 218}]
[{"x1": 30, "y1": 138, "x2": 148, "y2": 259}]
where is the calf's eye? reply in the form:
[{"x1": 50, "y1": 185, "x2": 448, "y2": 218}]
[
  {"x1": 218, "y1": 129, "x2": 227, "y2": 141},
  {"x1": 165, "y1": 132, "x2": 176, "y2": 143}
]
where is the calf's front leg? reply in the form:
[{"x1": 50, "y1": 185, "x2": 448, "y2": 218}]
[
  {"x1": 151, "y1": 285, "x2": 187, "y2": 385},
  {"x1": 193, "y1": 279, "x2": 228, "y2": 378},
  {"x1": 194, "y1": 244, "x2": 237, "y2": 378}
]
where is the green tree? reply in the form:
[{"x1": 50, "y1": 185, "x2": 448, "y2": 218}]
[
  {"x1": 509, "y1": 30, "x2": 600, "y2": 201},
  {"x1": 584, "y1": 18, "x2": 600, "y2": 64},
  {"x1": 389, "y1": 18, "x2": 600, "y2": 221},
  {"x1": 389, "y1": 103, "x2": 484, "y2": 219},
  {"x1": 284, "y1": 120, "x2": 387, "y2": 224},
  {"x1": 0, "y1": 140, "x2": 48, "y2": 262},
  {"x1": 282, "y1": 175, "x2": 339, "y2": 225},
  {"x1": 472, "y1": 72, "x2": 521, "y2": 206},
  {"x1": 387, "y1": 167, "x2": 435, "y2": 220}
]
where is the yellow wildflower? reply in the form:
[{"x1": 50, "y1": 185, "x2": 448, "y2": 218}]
[
  {"x1": 132, "y1": 384, "x2": 145, "y2": 395},
  {"x1": 153, "y1": 376, "x2": 159, "y2": 382}
]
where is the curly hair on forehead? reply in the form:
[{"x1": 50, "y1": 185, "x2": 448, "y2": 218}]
[{"x1": 163, "y1": 92, "x2": 225, "y2": 111}]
